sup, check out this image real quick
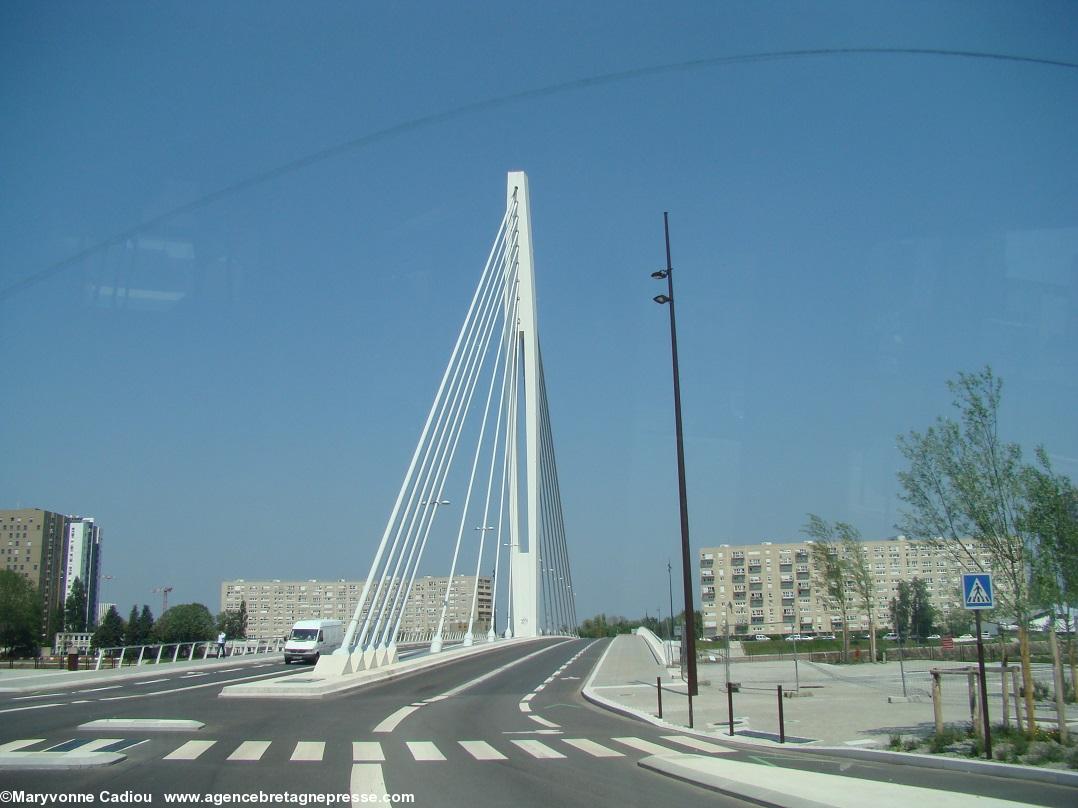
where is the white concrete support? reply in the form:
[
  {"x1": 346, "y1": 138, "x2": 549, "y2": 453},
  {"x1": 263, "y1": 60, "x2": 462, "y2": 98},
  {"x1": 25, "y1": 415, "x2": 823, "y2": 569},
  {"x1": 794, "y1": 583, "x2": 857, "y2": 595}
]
[{"x1": 508, "y1": 170, "x2": 541, "y2": 639}]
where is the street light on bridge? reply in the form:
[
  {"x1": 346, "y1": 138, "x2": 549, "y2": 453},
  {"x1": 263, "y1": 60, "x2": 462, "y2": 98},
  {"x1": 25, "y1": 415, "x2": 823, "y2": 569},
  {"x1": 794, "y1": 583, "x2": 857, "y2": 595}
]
[{"x1": 651, "y1": 211, "x2": 699, "y2": 699}]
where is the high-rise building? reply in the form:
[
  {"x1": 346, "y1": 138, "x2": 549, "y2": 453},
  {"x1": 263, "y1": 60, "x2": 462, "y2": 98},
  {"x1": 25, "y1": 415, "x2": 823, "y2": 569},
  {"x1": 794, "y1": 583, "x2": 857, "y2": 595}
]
[
  {"x1": 699, "y1": 536, "x2": 994, "y2": 637},
  {"x1": 220, "y1": 576, "x2": 493, "y2": 640},
  {"x1": 1, "y1": 508, "x2": 68, "y2": 639},
  {"x1": 63, "y1": 516, "x2": 102, "y2": 630}
]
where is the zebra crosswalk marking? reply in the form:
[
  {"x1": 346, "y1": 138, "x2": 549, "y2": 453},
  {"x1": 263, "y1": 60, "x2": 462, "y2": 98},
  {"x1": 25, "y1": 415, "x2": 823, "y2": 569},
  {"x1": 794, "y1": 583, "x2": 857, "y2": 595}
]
[
  {"x1": 661, "y1": 735, "x2": 733, "y2": 754},
  {"x1": 510, "y1": 739, "x2": 565, "y2": 759},
  {"x1": 75, "y1": 739, "x2": 126, "y2": 753},
  {"x1": 290, "y1": 742, "x2": 325, "y2": 761},
  {"x1": 458, "y1": 741, "x2": 506, "y2": 760},
  {"x1": 406, "y1": 741, "x2": 445, "y2": 761},
  {"x1": 0, "y1": 740, "x2": 44, "y2": 752},
  {"x1": 561, "y1": 738, "x2": 624, "y2": 757},
  {"x1": 352, "y1": 742, "x2": 384, "y2": 762},
  {"x1": 164, "y1": 740, "x2": 216, "y2": 760},
  {"x1": 612, "y1": 737, "x2": 680, "y2": 756},
  {"x1": 228, "y1": 741, "x2": 271, "y2": 761}
]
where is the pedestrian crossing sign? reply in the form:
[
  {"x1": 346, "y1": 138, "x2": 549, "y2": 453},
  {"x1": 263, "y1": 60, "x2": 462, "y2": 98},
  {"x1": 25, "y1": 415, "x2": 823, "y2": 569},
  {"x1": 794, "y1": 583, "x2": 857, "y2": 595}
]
[{"x1": 962, "y1": 573, "x2": 994, "y2": 610}]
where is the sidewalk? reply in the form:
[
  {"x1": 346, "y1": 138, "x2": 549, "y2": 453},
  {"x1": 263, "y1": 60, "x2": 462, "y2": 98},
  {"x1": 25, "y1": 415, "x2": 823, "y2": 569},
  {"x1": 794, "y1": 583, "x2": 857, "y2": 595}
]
[
  {"x1": 0, "y1": 652, "x2": 279, "y2": 693},
  {"x1": 581, "y1": 633, "x2": 1078, "y2": 805}
]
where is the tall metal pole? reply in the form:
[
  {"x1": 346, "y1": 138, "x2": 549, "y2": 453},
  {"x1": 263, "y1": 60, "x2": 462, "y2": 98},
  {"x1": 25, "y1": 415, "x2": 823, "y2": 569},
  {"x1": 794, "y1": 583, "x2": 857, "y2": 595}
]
[
  {"x1": 667, "y1": 559, "x2": 675, "y2": 665},
  {"x1": 653, "y1": 212, "x2": 698, "y2": 697}
]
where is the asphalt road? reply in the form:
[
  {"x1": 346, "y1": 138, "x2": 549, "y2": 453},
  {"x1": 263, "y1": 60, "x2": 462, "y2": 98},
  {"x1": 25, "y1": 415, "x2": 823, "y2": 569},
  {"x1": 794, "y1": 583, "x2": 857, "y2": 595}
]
[{"x1": 1, "y1": 638, "x2": 1075, "y2": 807}]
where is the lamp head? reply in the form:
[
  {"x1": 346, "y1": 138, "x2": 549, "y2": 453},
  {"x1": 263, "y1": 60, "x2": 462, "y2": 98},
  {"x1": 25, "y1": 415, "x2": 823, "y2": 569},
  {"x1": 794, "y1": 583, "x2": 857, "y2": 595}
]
[
  {"x1": 653, "y1": 294, "x2": 671, "y2": 305},
  {"x1": 651, "y1": 269, "x2": 669, "y2": 280}
]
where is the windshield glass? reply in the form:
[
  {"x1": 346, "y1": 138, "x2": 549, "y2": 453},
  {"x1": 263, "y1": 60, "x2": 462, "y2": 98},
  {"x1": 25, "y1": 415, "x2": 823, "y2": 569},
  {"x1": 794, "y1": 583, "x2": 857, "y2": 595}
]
[{"x1": 288, "y1": 629, "x2": 318, "y2": 642}]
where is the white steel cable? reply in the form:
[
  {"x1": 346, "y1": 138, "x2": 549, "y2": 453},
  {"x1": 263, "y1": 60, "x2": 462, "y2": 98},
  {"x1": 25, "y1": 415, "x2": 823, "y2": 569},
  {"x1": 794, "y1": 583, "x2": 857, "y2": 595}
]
[
  {"x1": 360, "y1": 214, "x2": 516, "y2": 649},
  {"x1": 382, "y1": 245, "x2": 520, "y2": 648},
  {"x1": 338, "y1": 204, "x2": 514, "y2": 654}
]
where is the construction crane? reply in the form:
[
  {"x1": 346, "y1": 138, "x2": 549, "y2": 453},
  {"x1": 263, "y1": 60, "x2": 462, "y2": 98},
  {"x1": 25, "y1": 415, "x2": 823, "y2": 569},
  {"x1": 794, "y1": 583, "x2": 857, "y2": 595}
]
[{"x1": 152, "y1": 586, "x2": 173, "y2": 615}]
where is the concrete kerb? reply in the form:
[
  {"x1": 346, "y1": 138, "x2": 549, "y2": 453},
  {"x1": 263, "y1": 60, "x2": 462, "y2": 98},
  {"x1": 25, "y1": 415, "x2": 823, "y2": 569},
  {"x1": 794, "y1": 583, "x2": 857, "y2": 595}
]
[
  {"x1": 0, "y1": 752, "x2": 125, "y2": 770},
  {"x1": 581, "y1": 635, "x2": 1078, "y2": 789},
  {"x1": 219, "y1": 636, "x2": 548, "y2": 699},
  {"x1": 0, "y1": 652, "x2": 281, "y2": 694}
]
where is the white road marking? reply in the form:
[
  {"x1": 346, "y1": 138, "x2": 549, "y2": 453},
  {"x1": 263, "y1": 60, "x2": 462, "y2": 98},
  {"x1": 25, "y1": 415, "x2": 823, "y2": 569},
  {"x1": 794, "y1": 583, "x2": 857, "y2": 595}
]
[
  {"x1": 182, "y1": 672, "x2": 208, "y2": 678},
  {"x1": 350, "y1": 764, "x2": 386, "y2": 802},
  {"x1": 459, "y1": 740, "x2": 506, "y2": 760},
  {"x1": 522, "y1": 693, "x2": 535, "y2": 702},
  {"x1": 661, "y1": 735, "x2": 734, "y2": 755},
  {"x1": 510, "y1": 739, "x2": 565, "y2": 759},
  {"x1": 290, "y1": 741, "x2": 325, "y2": 761},
  {"x1": 228, "y1": 741, "x2": 271, "y2": 761},
  {"x1": 0, "y1": 703, "x2": 62, "y2": 715},
  {"x1": 406, "y1": 741, "x2": 445, "y2": 761},
  {"x1": 222, "y1": 668, "x2": 242, "y2": 673},
  {"x1": 612, "y1": 737, "x2": 679, "y2": 756},
  {"x1": 438, "y1": 640, "x2": 573, "y2": 698},
  {"x1": 164, "y1": 740, "x2": 216, "y2": 760},
  {"x1": 77, "y1": 738, "x2": 125, "y2": 752},
  {"x1": 373, "y1": 705, "x2": 421, "y2": 733},
  {"x1": 518, "y1": 702, "x2": 532, "y2": 713},
  {"x1": 352, "y1": 742, "x2": 384, "y2": 762},
  {"x1": 133, "y1": 679, "x2": 170, "y2": 686},
  {"x1": 528, "y1": 715, "x2": 560, "y2": 728},
  {"x1": 74, "y1": 685, "x2": 122, "y2": 693},
  {"x1": 422, "y1": 695, "x2": 448, "y2": 703},
  {"x1": 70, "y1": 699, "x2": 91, "y2": 704},
  {"x1": 11, "y1": 694, "x2": 54, "y2": 701},
  {"x1": 0, "y1": 739, "x2": 45, "y2": 752},
  {"x1": 561, "y1": 738, "x2": 624, "y2": 757}
]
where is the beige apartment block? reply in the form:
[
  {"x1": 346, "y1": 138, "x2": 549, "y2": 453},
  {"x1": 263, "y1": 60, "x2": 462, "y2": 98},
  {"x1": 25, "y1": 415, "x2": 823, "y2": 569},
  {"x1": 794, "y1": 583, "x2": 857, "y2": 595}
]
[
  {"x1": 699, "y1": 537, "x2": 995, "y2": 637},
  {"x1": 1, "y1": 508, "x2": 68, "y2": 639},
  {"x1": 221, "y1": 576, "x2": 493, "y2": 640}
]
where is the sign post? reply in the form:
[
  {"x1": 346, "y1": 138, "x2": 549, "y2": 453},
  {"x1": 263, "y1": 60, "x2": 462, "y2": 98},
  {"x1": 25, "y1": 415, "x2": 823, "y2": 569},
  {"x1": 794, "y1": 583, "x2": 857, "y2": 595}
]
[{"x1": 962, "y1": 572, "x2": 994, "y2": 760}]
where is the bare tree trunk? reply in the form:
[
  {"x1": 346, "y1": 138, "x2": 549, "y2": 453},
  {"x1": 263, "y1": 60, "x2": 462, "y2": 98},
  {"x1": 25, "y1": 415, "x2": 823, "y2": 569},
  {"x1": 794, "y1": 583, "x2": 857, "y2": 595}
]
[
  {"x1": 1049, "y1": 628, "x2": 1069, "y2": 742},
  {"x1": 868, "y1": 615, "x2": 877, "y2": 663},
  {"x1": 1019, "y1": 625, "x2": 1037, "y2": 737}
]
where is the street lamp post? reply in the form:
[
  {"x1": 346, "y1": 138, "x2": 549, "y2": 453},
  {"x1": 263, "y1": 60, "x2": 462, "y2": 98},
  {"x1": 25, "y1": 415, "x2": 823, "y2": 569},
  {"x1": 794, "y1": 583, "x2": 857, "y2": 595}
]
[{"x1": 651, "y1": 212, "x2": 698, "y2": 698}]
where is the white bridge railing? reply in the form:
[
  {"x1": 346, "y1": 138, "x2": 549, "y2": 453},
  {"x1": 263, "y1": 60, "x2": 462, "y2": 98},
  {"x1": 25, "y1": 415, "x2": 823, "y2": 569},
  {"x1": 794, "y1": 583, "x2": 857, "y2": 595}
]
[{"x1": 93, "y1": 637, "x2": 285, "y2": 670}]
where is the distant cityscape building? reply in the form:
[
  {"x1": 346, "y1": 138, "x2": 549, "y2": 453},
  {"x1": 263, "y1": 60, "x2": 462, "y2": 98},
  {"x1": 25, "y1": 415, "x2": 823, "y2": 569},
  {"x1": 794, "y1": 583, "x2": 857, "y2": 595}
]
[
  {"x1": 63, "y1": 516, "x2": 102, "y2": 629},
  {"x1": 699, "y1": 536, "x2": 995, "y2": 637},
  {"x1": 2, "y1": 508, "x2": 69, "y2": 639},
  {"x1": 220, "y1": 576, "x2": 493, "y2": 640}
]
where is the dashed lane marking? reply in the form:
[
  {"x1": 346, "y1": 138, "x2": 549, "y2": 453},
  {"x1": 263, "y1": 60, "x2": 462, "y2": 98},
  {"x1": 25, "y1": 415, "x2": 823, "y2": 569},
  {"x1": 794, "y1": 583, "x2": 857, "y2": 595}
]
[
  {"x1": 459, "y1": 740, "x2": 506, "y2": 760},
  {"x1": 406, "y1": 741, "x2": 445, "y2": 762},
  {"x1": 164, "y1": 740, "x2": 216, "y2": 760},
  {"x1": 561, "y1": 738, "x2": 624, "y2": 757},
  {"x1": 510, "y1": 739, "x2": 565, "y2": 759},
  {"x1": 352, "y1": 742, "x2": 384, "y2": 762},
  {"x1": 290, "y1": 742, "x2": 325, "y2": 761},
  {"x1": 612, "y1": 737, "x2": 681, "y2": 756},
  {"x1": 661, "y1": 735, "x2": 735, "y2": 755},
  {"x1": 228, "y1": 741, "x2": 271, "y2": 761}
]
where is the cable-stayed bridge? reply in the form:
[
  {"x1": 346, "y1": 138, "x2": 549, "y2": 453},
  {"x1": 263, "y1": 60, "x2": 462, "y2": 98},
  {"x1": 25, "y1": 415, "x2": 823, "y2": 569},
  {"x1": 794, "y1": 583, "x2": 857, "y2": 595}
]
[{"x1": 315, "y1": 172, "x2": 576, "y2": 676}]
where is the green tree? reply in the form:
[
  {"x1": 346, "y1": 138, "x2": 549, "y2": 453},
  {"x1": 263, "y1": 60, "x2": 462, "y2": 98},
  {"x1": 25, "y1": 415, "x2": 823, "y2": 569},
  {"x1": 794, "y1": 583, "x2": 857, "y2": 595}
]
[
  {"x1": 137, "y1": 605, "x2": 155, "y2": 644},
  {"x1": 839, "y1": 525, "x2": 878, "y2": 662},
  {"x1": 1022, "y1": 447, "x2": 1078, "y2": 696},
  {"x1": 63, "y1": 577, "x2": 88, "y2": 632},
  {"x1": 153, "y1": 603, "x2": 216, "y2": 644},
  {"x1": 909, "y1": 577, "x2": 937, "y2": 638},
  {"x1": 897, "y1": 366, "x2": 1038, "y2": 733},
  {"x1": 216, "y1": 600, "x2": 249, "y2": 640},
  {"x1": 91, "y1": 606, "x2": 125, "y2": 651},
  {"x1": 803, "y1": 515, "x2": 852, "y2": 662},
  {"x1": 941, "y1": 607, "x2": 972, "y2": 637},
  {"x1": 0, "y1": 570, "x2": 42, "y2": 657}
]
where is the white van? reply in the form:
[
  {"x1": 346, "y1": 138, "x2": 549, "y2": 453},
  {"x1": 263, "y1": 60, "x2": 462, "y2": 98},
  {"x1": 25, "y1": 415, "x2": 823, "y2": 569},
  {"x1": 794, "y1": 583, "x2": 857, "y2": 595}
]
[{"x1": 284, "y1": 619, "x2": 344, "y2": 664}]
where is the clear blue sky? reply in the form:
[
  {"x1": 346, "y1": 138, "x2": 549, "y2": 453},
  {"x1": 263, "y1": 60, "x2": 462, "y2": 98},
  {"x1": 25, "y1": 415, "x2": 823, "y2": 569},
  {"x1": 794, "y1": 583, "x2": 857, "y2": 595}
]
[{"x1": 2, "y1": 2, "x2": 1077, "y2": 624}]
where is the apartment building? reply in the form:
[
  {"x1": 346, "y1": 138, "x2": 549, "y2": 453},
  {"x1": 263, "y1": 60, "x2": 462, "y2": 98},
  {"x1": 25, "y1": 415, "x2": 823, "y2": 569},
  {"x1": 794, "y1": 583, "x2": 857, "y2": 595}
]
[
  {"x1": 220, "y1": 576, "x2": 493, "y2": 640},
  {"x1": 2, "y1": 508, "x2": 70, "y2": 639},
  {"x1": 63, "y1": 516, "x2": 102, "y2": 629},
  {"x1": 699, "y1": 537, "x2": 994, "y2": 637}
]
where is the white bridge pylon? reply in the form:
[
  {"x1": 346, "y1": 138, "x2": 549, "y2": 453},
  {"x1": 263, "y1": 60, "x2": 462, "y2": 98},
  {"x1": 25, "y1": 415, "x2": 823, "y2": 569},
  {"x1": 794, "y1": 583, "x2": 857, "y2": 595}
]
[{"x1": 315, "y1": 171, "x2": 576, "y2": 677}]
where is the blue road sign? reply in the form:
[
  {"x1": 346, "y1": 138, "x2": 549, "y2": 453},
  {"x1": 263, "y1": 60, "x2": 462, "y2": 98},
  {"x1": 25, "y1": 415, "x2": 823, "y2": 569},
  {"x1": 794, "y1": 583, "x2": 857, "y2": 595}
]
[{"x1": 962, "y1": 573, "x2": 994, "y2": 610}]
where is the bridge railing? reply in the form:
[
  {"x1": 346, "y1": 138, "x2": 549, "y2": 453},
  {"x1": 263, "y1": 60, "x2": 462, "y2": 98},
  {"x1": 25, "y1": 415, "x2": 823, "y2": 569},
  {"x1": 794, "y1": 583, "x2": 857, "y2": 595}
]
[{"x1": 93, "y1": 637, "x2": 285, "y2": 670}]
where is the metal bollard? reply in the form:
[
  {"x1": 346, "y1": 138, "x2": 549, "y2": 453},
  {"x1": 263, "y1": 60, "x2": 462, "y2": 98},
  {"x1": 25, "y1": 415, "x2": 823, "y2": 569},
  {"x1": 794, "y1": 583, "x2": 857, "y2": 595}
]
[
  {"x1": 778, "y1": 685, "x2": 786, "y2": 743},
  {"x1": 657, "y1": 676, "x2": 663, "y2": 719},
  {"x1": 727, "y1": 685, "x2": 735, "y2": 736}
]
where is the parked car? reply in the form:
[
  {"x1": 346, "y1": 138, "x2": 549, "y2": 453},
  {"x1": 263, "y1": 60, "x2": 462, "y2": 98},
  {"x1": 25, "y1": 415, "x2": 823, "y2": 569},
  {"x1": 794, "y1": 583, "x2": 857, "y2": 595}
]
[
  {"x1": 784, "y1": 634, "x2": 805, "y2": 642},
  {"x1": 818, "y1": 634, "x2": 836, "y2": 640},
  {"x1": 926, "y1": 634, "x2": 941, "y2": 640},
  {"x1": 753, "y1": 634, "x2": 770, "y2": 641},
  {"x1": 955, "y1": 634, "x2": 976, "y2": 643},
  {"x1": 883, "y1": 632, "x2": 899, "y2": 641}
]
